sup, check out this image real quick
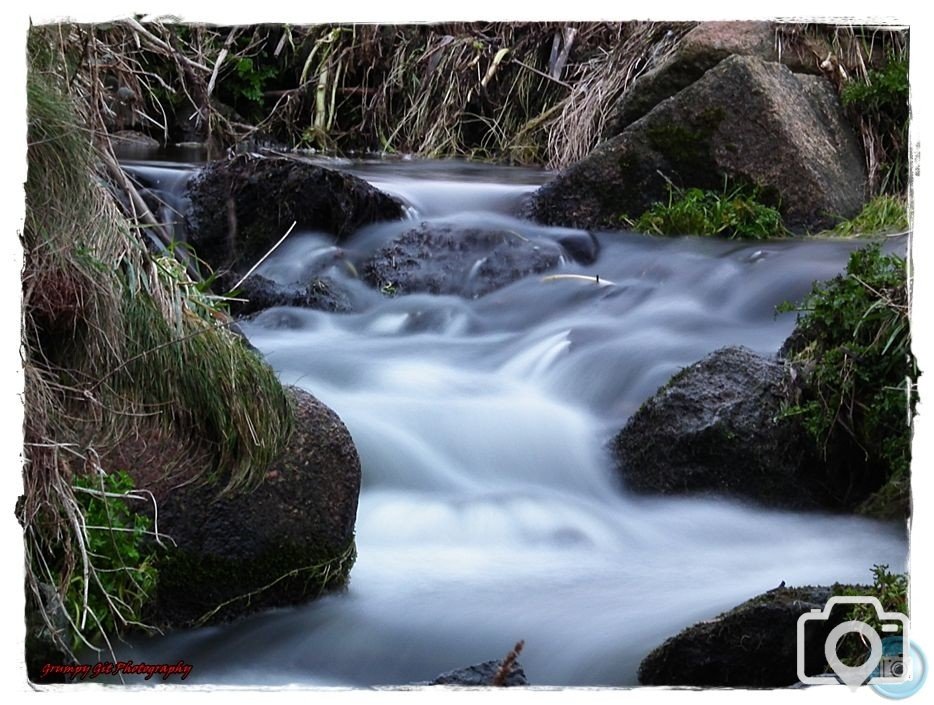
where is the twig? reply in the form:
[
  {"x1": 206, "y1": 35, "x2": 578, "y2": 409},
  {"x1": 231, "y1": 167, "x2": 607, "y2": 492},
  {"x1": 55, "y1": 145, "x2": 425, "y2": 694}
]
[
  {"x1": 231, "y1": 221, "x2": 297, "y2": 291},
  {"x1": 492, "y1": 640, "x2": 525, "y2": 686}
]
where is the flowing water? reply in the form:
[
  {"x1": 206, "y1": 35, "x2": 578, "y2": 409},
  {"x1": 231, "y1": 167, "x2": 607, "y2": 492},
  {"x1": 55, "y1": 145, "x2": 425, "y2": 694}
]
[{"x1": 116, "y1": 158, "x2": 908, "y2": 687}]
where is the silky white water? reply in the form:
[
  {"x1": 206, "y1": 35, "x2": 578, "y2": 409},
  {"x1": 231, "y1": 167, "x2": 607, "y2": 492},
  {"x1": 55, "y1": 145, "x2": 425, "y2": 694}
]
[{"x1": 116, "y1": 159, "x2": 908, "y2": 686}]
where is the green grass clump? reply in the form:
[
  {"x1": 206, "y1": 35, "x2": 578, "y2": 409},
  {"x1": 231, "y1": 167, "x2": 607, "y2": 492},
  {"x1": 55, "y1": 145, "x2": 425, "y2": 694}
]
[
  {"x1": 829, "y1": 195, "x2": 909, "y2": 237},
  {"x1": 630, "y1": 184, "x2": 787, "y2": 240},
  {"x1": 779, "y1": 244, "x2": 916, "y2": 518},
  {"x1": 65, "y1": 471, "x2": 158, "y2": 652},
  {"x1": 841, "y1": 53, "x2": 909, "y2": 196},
  {"x1": 836, "y1": 565, "x2": 908, "y2": 667},
  {"x1": 24, "y1": 31, "x2": 293, "y2": 666}
]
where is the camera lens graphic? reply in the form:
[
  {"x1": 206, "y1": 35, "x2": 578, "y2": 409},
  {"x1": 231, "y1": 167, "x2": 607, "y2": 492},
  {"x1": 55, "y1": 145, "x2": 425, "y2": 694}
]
[
  {"x1": 871, "y1": 639, "x2": 927, "y2": 699},
  {"x1": 825, "y1": 620, "x2": 884, "y2": 689}
]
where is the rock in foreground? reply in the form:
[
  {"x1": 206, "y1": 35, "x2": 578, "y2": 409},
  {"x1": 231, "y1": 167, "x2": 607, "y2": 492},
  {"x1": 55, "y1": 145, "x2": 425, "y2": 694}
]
[
  {"x1": 612, "y1": 346, "x2": 824, "y2": 509},
  {"x1": 146, "y1": 387, "x2": 361, "y2": 628},
  {"x1": 638, "y1": 585, "x2": 841, "y2": 687},
  {"x1": 528, "y1": 55, "x2": 866, "y2": 233},
  {"x1": 429, "y1": 659, "x2": 529, "y2": 687}
]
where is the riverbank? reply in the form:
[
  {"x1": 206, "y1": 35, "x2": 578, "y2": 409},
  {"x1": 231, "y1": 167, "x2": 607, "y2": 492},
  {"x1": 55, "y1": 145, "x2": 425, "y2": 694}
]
[{"x1": 22, "y1": 19, "x2": 913, "y2": 688}]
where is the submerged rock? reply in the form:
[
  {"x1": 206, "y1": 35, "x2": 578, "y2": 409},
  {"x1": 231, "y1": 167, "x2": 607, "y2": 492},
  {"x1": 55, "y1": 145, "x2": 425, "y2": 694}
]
[
  {"x1": 528, "y1": 55, "x2": 866, "y2": 233},
  {"x1": 362, "y1": 222, "x2": 582, "y2": 298},
  {"x1": 231, "y1": 274, "x2": 354, "y2": 316},
  {"x1": 186, "y1": 154, "x2": 405, "y2": 275},
  {"x1": 429, "y1": 659, "x2": 529, "y2": 687},
  {"x1": 146, "y1": 387, "x2": 361, "y2": 628},
  {"x1": 638, "y1": 585, "x2": 841, "y2": 687},
  {"x1": 612, "y1": 346, "x2": 824, "y2": 509}
]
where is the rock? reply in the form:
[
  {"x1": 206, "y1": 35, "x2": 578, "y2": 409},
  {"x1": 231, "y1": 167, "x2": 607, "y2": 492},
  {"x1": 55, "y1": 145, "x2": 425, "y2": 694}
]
[
  {"x1": 231, "y1": 274, "x2": 354, "y2": 316},
  {"x1": 146, "y1": 387, "x2": 361, "y2": 628},
  {"x1": 638, "y1": 585, "x2": 841, "y2": 687},
  {"x1": 429, "y1": 660, "x2": 529, "y2": 687},
  {"x1": 111, "y1": 130, "x2": 161, "y2": 154},
  {"x1": 25, "y1": 584, "x2": 72, "y2": 684},
  {"x1": 362, "y1": 223, "x2": 571, "y2": 298},
  {"x1": 528, "y1": 55, "x2": 866, "y2": 233},
  {"x1": 185, "y1": 154, "x2": 405, "y2": 275},
  {"x1": 606, "y1": 21, "x2": 825, "y2": 134},
  {"x1": 612, "y1": 346, "x2": 825, "y2": 509}
]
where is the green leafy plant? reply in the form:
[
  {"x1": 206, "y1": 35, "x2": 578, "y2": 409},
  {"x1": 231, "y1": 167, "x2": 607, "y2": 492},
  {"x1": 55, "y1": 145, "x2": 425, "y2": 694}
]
[
  {"x1": 841, "y1": 54, "x2": 910, "y2": 196},
  {"x1": 628, "y1": 183, "x2": 787, "y2": 240},
  {"x1": 65, "y1": 471, "x2": 158, "y2": 651},
  {"x1": 829, "y1": 195, "x2": 909, "y2": 237},
  {"x1": 232, "y1": 57, "x2": 278, "y2": 105},
  {"x1": 835, "y1": 565, "x2": 908, "y2": 666},
  {"x1": 779, "y1": 245, "x2": 916, "y2": 517}
]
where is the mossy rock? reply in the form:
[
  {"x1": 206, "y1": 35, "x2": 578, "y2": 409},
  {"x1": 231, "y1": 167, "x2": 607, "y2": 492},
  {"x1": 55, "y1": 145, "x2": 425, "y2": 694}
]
[
  {"x1": 606, "y1": 21, "x2": 826, "y2": 135},
  {"x1": 527, "y1": 55, "x2": 866, "y2": 233},
  {"x1": 613, "y1": 346, "x2": 828, "y2": 510},
  {"x1": 142, "y1": 387, "x2": 362, "y2": 628},
  {"x1": 185, "y1": 154, "x2": 405, "y2": 276},
  {"x1": 638, "y1": 584, "x2": 855, "y2": 687}
]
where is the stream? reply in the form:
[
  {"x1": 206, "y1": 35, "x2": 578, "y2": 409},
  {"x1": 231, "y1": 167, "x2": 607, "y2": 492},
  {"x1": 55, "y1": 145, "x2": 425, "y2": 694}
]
[{"x1": 115, "y1": 158, "x2": 908, "y2": 687}]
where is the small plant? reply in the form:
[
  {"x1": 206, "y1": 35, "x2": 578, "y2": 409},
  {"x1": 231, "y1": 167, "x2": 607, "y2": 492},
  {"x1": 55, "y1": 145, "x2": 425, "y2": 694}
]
[
  {"x1": 841, "y1": 53, "x2": 909, "y2": 196},
  {"x1": 65, "y1": 470, "x2": 158, "y2": 652},
  {"x1": 829, "y1": 195, "x2": 909, "y2": 237},
  {"x1": 629, "y1": 183, "x2": 787, "y2": 240},
  {"x1": 835, "y1": 565, "x2": 908, "y2": 666},
  {"x1": 778, "y1": 244, "x2": 916, "y2": 517}
]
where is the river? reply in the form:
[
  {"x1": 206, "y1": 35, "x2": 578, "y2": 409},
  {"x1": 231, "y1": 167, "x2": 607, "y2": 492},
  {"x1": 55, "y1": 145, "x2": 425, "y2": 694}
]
[{"x1": 114, "y1": 158, "x2": 908, "y2": 687}]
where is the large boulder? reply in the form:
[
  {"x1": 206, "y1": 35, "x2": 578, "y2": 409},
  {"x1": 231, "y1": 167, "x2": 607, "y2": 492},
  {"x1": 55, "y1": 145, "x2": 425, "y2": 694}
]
[
  {"x1": 145, "y1": 387, "x2": 361, "y2": 628},
  {"x1": 612, "y1": 346, "x2": 825, "y2": 509},
  {"x1": 362, "y1": 223, "x2": 592, "y2": 298},
  {"x1": 638, "y1": 585, "x2": 842, "y2": 687},
  {"x1": 527, "y1": 55, "x2": 866, "y2": 233},
  {"x1": 606, "y1": 21, "x2": 826, "y2": 134},
  {"x1": 185, "y1": 154, "x2": 405, "y2": 275}
]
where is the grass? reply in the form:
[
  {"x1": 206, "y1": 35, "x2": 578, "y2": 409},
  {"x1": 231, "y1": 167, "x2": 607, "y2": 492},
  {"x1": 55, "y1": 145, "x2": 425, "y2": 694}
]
[
  {"x1": 777, "y1": 24, "x2": 909, "y2": 198},
  {"x1": 627, "y1": 183, "x2": 788, "y2": 240},
  {"x1": 23, "y1": 30, "x2": 294, "y2": 666},
  {"x1": 778, "y1": 244, "x2": 915, "y2": 518},
  {"x1": 828, "y1": 195, "x2": 909, "y2": 237},
  {"x1": 55, "y1": 20, "x2": 695, "y2": 167},
  {"x1": 836, "y1": 565, "x2": 908, "y2": 667}
]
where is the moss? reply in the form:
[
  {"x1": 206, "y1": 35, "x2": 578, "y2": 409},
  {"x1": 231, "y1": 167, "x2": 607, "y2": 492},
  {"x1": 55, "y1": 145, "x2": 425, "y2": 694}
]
[
  {"x1": 23, "y1": 28, "x2": 295, "y2": 663},
  {"x1": 778, "y1": 245, "x2": 915, "y2": 518},
  {"x1": 644, "y1": 107, "x2": 724, "y2": 181},
  {"x1": 150, "y1": 536, "x2": 357, "y2": 628}
]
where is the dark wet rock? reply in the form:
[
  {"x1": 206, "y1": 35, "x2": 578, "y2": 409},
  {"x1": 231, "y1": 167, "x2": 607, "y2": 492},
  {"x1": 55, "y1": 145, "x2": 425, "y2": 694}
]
[
  {"x1": 429, "y1": 659, "x2": 529, "y2": 687},
  {"x1": 638, "y1": 585, "x2": 842, "y2": 687},
  {"x1": 606, "y1": 21, "x2": 825, "y2": 135},
  {"x1": 362, "y1": 223, "x2": 567, "y2": 298},
  {"x1": 555, "y1": 230, "x2": 600, "y2": 264},
  {"x1": 528, "y1": 55, "x2": 866, "y2": 233},
  {"x1": 25, "y1": 583, "x2": 72, "y2": 684},
  {"x1": 612, "y1": 346, "x2": 825, "y2": 509},
  {"x1": 111, "y1": 129, "x2": 161, "y2": 152},
  {"x1": 186, "y1": 154, "x2": 405, "y2": 275},
  {"x1": 231, "y1": 274, "x2": 354, "y2": 316},
  {"x1": 146, "y1": 387, "x2": 361, "y2": 628}
]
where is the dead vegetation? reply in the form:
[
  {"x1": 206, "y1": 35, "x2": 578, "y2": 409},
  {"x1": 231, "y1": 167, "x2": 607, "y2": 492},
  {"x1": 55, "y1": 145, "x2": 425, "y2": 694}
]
[{"x1": 23, "y1": 27, "x2": 293, "y2": 666}]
